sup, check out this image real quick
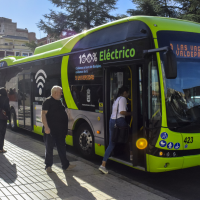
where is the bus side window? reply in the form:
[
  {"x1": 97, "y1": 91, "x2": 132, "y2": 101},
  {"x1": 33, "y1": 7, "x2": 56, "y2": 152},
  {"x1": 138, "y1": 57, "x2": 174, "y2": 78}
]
[{"x1": 148, "y1": 61, "x2": 161, "y2": 121}]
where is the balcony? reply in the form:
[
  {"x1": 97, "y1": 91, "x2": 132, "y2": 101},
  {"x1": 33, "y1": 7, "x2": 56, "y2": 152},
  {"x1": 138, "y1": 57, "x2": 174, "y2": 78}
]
[
  {"x1": 0, "y1": 44, "x2": 31, "y2": 51},
  {"x1": 0, "y1": 44, "x2": 13, "y2": 50}
]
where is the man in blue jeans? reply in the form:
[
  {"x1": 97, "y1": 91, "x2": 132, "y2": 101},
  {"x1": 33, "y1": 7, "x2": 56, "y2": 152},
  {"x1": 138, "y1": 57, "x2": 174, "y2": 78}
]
[{"x1": 42, "y1": 86, "x2": 76, "y2": 173}]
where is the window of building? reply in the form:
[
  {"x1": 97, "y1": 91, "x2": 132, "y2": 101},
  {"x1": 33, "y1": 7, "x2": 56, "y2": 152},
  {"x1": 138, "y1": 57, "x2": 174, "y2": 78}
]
[
  {"x1": 16, "y1": 52, "x2": 20, "y2": 56},
  {"x1": 29, "y1": 53, "x2": 33, "y2": 56},
  {"x1": 22, "y1": 53, "x2": 28, "y2": 56}
]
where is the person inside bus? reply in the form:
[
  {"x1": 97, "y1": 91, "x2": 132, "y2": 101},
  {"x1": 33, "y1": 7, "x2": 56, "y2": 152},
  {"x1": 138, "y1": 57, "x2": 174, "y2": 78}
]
[
  {"x1": 184, "y1": 89, "x2": 199, "y2": 109},
  {"x1": 41, "y1": 86, "x2": 76, "y2": 173},
  {"x1": 99, "y1": 85, "x2": 133, "y2": 174},
  {"x1": 0, "y1": 87, "x2": 10, "y2": 153}
]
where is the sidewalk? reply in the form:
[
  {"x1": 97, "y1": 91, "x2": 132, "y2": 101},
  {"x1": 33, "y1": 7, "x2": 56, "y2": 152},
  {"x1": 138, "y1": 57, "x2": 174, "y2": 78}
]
[{"x1": 0, "y1": 129, "x2": 166, "y2": 200}]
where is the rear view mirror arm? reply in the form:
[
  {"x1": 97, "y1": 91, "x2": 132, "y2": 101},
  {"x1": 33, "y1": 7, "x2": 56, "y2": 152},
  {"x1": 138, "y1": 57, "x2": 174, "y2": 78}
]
[{"x1": 143, "y1": 46, "x2": 170, "y2": 56}]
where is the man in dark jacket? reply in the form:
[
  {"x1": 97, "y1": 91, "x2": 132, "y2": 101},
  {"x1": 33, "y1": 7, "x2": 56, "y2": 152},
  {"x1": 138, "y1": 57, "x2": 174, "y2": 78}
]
[
  {"x1": 42, "y1": 86, "x2": 75, "y2": 172},
  {"x1": 0, "y1": 87, "x2": 10, "y2": 153}
]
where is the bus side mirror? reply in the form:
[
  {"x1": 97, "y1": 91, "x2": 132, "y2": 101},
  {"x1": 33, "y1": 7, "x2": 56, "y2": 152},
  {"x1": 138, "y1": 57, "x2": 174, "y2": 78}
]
[{"x1": 164, "y1": 49, "x2": 177, "y2": 79}]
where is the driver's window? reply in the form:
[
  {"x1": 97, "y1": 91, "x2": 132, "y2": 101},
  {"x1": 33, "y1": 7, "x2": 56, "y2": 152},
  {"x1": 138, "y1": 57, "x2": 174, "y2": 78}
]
[{"x1": 148, "y1": 61, "x2": 161, "y2": 120}]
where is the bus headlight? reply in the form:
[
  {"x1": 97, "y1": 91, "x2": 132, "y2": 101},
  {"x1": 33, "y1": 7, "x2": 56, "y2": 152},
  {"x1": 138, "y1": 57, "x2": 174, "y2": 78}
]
[
  {"x1": 136, "y1": 138, "x2": 148, "y2": 150},
  {"x1": 159, "y1": 151, "x2": 163, "y2": 156}
]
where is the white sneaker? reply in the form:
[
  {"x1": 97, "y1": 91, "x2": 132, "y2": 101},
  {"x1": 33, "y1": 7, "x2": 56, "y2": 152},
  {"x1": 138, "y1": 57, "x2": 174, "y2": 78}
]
[
  {"x1": 130, "y1": 155, "x2": 133, "y2": 161},
  {"x1": 99, "y1": 165, "x2": 108, "y2": 174},
  {"x1": 46, "y1": 167, "x2": 53, "y2": 173}
]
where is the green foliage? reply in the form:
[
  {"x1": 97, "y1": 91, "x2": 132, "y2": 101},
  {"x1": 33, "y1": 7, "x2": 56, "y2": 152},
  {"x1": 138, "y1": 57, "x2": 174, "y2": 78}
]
[
  {"x1": 26, "y1": 41, "x2": 43, "y2": 52},
  {"x1": 129, "y1": 0, "x2": 200, "y2": 23},
  {"x1": 175, "y1": 0, "x2": 200, "y2": 23},
  {"x1": 128, "y1": 0, "x2": 178, "y2": 18},
  {"x1": 37, "y1": 0, "x2": 118, "y2": 37}
]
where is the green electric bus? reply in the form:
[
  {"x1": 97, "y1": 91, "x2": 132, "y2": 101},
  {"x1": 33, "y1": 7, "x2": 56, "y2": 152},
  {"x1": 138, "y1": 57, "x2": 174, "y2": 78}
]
[{"x1": 1, "y1": 16, "x2": 200, "y2": 172}]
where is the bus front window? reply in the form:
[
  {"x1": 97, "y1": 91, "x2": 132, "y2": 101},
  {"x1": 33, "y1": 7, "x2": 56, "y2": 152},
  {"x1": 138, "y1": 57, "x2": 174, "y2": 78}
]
[
  {"x1": 157, "y1": 31, "x2": 200, "y2": 133},
  {"x1": 165, "y1": 61, "x2": 200, "y2": 132}
]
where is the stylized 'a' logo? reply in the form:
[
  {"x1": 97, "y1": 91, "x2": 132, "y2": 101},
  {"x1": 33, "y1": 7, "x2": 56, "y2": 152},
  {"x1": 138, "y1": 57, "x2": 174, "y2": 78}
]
[{"x1": 35, "y1": 69, "x2": 47, "y2": 95}]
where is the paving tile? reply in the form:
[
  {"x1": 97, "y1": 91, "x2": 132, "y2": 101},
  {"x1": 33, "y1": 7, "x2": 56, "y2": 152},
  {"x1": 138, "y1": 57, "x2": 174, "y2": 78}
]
[
  {"x1": 6, "y1": 187, "x2": 18, "y2": 195},
  {"x1": 16, "y1": 178, "x2": 27, "y2": 185},
  {"x1": 6, "y1": 196, "x2": 17, "y2": 200},
  {"x1": 0, "y1": 189, "x2": 6, "y2": 197},
  {"x1": 26, "y1": 192, "x2": 40, "y2": 200},
  {"x1": 1, "y1": 188, "x2": 12, "y2": 196},
  {"x1": 13, "y1": 194, "x2": 25, "y2": 200},
  {"x1": 20, "y1": 193, "x2": 33, "y2": 200},
  {"x1": 42, "y1": 181, "x2": 55, "y2": 189},
  {"x1": 0, "y1": 196, "x2": 9, "y2": 200},
  {"x1": 0, "y1": 183, "x2": 5, "y2": 188},
  {"x1": 9, "y1": 182, "x2": 16, "y2": 187},
  {"x1": 35, "y1": 182, "x2": 49, "y2": 190},
  {"x1": 18, "y1": 185, "x2": 31, "y2": 193},
  {"x1": 25, "y1": 176, "x2": 38, "y2": 183},
  {"x1": 12, "y1": 186, "x2": 24, "y2": 194},
  {"x1": 45, "y1": 189, "x2": 59, "y2": 198},
  {"x1": 13, "y1": 180, "x2": 22, "y2": 186},
  {"x1": 33, "y1": 176, "x2": 44, "y2": 182},
  {"x1": 24, "y1": 184, "x2": 38, "y2": 192},
  {"x1": 30, "y1": 183, "x2": 43, "y2": 191},
  {"x1": 40, "y1": 190, "x2": 54, "y2": 199},
  {"x1": 33, "y1": 191, "x2": 46, "y2": 200}
]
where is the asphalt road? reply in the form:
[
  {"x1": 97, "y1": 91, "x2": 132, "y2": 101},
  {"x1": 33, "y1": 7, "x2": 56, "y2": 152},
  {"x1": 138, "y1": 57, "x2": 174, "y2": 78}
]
[{"x1": 8, "y1": 128, "x2": 200, "y2": 200}]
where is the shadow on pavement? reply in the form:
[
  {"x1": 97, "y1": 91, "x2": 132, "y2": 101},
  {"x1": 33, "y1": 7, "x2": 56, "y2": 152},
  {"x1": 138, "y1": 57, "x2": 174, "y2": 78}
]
[
  {"x1": 0, "y1": 154, "x2": 17, "y2": 183},
  {"x1": 47, "y1": 171, "x2": 96, "y2": 200}
]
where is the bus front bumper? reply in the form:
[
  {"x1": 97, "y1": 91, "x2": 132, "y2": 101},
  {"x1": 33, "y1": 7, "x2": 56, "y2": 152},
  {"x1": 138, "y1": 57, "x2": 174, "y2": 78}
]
[{"x1": 147, "y1": 154, "x2": 200, "y2": 172}]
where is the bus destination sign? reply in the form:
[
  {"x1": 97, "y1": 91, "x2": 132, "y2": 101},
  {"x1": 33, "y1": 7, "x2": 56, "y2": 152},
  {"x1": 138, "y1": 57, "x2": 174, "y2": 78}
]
[{"x1": 170, "y1": 41, "x2": 200, "y2": 59}]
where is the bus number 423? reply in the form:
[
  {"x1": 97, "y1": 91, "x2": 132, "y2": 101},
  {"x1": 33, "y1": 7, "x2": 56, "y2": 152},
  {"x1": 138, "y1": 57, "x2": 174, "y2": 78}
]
[{"x1": 184, "y1": 137, "x2": 193, "y2": 143}]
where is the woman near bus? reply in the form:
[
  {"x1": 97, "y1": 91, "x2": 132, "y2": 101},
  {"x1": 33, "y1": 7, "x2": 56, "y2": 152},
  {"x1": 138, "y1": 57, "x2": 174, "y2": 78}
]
[
  {"x1": 0, "y1": 87, "x2": 10, "y2": 153},
  {"x1": 99, "y1": 86, "x2": 133, "y2": 174}
]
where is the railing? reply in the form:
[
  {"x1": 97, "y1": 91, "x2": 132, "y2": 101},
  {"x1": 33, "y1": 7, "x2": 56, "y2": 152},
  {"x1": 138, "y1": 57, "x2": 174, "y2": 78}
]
[{"x1": 0, "y1": 44, "x2": 30, "y2": 50}]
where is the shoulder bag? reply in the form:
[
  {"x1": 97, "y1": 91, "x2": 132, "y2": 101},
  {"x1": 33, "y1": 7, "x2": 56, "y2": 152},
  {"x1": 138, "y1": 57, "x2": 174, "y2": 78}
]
[
  {"x1": 0, "y1": 98, "x2": 8, "y2": 120},
  {"x1": 112, "y1": 97, "x2": 129, "y2": 143}
]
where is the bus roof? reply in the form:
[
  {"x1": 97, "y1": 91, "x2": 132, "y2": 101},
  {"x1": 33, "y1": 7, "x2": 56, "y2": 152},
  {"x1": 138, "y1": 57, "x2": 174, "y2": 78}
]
[{"x1": 1, "y1": 16, "x2": 200, "y2": 67}]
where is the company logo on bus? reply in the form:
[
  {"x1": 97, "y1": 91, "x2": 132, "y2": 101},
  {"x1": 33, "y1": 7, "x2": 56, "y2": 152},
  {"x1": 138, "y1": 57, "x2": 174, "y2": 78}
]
[
  {"x1": 35, "y1": 69, "x2": 47, "y2": 95},
  {"x1": 79, "y1": 53, "x2": 97, "y2": 64}
]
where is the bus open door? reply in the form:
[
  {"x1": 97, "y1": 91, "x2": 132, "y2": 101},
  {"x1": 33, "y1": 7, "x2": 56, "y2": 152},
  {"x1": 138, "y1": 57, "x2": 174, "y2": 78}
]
[{"x1": 104, "y1": 64, "x2": 146, "y2": 170}]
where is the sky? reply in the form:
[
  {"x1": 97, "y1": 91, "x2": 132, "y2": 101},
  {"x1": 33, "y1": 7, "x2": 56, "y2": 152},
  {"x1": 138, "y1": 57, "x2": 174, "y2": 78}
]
[{"x1": 0, "y1": 0, "x2": 135, "y2": 39}]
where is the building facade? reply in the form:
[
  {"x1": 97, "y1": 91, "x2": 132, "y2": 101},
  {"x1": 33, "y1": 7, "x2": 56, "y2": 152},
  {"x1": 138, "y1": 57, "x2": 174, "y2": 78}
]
[{"x1": 0, "y1": 17, "x2": 36, "y2": 60}]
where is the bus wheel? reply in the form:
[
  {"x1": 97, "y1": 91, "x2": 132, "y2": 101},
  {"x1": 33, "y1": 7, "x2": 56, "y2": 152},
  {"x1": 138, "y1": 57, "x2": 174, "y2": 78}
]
[
  {"x1": 10, "y1": 109, "x2": 18, "y2": 131},
  {"x1": 76, "y1": 123, "x2": 94, "y2": 159}
]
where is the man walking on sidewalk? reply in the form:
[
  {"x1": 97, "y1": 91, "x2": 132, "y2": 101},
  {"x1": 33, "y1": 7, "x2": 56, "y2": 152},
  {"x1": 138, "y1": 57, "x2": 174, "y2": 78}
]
[{"x1": 41, "y1": 85, "x2": 75, "y2": 173}]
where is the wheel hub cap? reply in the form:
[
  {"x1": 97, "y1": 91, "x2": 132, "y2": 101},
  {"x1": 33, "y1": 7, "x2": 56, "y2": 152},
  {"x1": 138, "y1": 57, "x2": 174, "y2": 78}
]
[{"x1": 79, "y1": 130, "x2": 93, "y2": 151}]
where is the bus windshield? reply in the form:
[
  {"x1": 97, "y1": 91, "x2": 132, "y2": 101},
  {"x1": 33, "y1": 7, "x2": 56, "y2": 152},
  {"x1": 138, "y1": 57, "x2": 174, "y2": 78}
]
[{"x1": 157, "y1": 31, "x2": 200, "y2": 133}]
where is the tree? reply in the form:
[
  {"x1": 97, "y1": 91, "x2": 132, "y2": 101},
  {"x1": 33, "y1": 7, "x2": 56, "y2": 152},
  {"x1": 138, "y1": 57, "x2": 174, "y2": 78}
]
[
  {"x1": 127, "y1": 0, "x2": 179, "y2": 18},
  {"x1": 26, "y1": 41, "x2": 44, "y2": 52},
  {"x1": 128, "y1": 0, "x2": 200, "y2": 23},
  {"x1": 37, "y1": 0, "x2": 118, "y2": 37},
  {"x1": 175, "y1": 0, "x2": 200, "y2": 23}
]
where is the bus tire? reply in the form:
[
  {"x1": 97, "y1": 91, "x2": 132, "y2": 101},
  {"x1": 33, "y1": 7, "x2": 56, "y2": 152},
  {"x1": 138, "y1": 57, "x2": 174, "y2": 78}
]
[
  {"x1": 10, "y1": 109, "x2": 18, "y2": 131},
  {"x1": 75, "y1": 123, "x2": 94, "y2": 159}
]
